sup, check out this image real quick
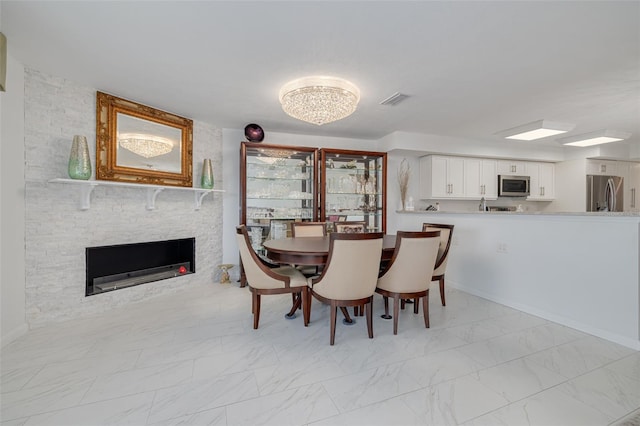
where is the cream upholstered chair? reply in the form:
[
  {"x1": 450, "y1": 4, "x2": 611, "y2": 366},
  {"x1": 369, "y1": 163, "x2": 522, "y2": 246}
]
[
  {"x1": 291, "y1": 221, "x2": 328, "y2": 279},
  {"x1": 376, "y1": 231, "x2": 441, "y2": 334},
  {"x1": 291, "y1": 221, "x2": 327, "y2": 237},
  {"x1": 334, "y1": 221, "x2": 366, "y2": 233},
  {"x1": 305, "y1": 232, "x2": 383, "y2": 345},
  {"x1": 236, "y1": 225, "x2": 309, "y2": 329},
  {"x1": 421, "y1": 223, "x2": 455, "y2": 306}
]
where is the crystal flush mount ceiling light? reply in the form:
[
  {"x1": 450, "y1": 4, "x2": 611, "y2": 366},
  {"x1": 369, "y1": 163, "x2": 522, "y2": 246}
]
[
  {"x1": 118, "y1": 133, "x2": 174, "y2": 158},
  {"x1": 496, "y1": 119, "x2": 575, "y2": 141},
  {"x1": 557, "y1": 129, "x2": 632, "y2": 147},
  {"x1": 279, "y1": 76, "x2": 360, "y2": 126}
]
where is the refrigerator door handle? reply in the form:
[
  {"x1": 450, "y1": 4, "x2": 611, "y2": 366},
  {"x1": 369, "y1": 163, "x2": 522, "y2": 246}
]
[{"x1": 605, "y1": 178, "x2": 615, "y2": 211}]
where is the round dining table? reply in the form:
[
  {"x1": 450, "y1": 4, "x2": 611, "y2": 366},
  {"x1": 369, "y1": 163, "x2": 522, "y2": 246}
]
[
  {"x1": 263, "y1": 234, "x2": 397, "y2": 324},
  {"x1": 263, "y1": 234, "x2": 397, "y2": 266}
]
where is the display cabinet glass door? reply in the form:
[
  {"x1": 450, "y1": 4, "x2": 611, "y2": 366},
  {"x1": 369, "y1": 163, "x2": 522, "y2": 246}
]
[
  {"x1": 240, "y1": 142, "x2": 318, "y2": 260},
  {"x1": 320, "y1": 149, "x2": 386, "y2": 233}
]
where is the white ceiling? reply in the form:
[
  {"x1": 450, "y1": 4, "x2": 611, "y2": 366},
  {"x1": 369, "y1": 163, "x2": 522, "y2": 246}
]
[{"x1": 2, "y1": 1, "x2": 639, "y2": 149}]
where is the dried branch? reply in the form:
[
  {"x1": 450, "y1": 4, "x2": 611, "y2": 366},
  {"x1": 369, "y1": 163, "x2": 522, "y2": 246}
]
[{"x1": 397, "y1": 158, "x2": 411, "y2": 210}]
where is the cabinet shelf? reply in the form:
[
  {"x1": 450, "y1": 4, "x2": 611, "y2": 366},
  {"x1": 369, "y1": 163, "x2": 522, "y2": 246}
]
[{"x1": 48, "y1": 178, "x2": 224, "y2": 211}]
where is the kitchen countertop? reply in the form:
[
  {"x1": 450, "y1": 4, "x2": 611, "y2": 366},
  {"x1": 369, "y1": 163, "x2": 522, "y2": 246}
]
[{"x1": 396, "y1": 210, "x2": 640, "y2": 217}]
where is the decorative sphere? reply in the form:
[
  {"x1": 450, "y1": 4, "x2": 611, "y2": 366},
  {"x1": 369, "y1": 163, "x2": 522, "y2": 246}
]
[{"x1": 244, "y1": 124, "x2": 264, "y2": 142}]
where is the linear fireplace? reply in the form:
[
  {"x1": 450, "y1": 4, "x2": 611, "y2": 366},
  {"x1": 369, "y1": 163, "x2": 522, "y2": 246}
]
[{"x1": 86, "y1": 237, "x2": 195, "y2": 296}]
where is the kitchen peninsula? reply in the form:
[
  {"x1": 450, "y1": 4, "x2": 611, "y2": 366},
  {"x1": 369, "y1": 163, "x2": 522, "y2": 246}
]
[{"x1": 391, "y1": 210, "x2": 640, "y2": 350}]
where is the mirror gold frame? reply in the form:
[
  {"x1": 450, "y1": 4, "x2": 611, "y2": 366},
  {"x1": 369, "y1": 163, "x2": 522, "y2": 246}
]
[{"x1": 96, "y1": 91, "x2": 193, "y2": 187}]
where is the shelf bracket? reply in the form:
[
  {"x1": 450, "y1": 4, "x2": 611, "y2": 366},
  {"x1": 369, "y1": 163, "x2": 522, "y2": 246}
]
[
  {"x1": 79, "y1": 183, "x2": 99, "y2": 210},
  {"x1": 194, "y1": 190, "x2": 210, "y2": 211},
  {"x1": 146, "y1": 188, "x2": 165, "y2": 210}
]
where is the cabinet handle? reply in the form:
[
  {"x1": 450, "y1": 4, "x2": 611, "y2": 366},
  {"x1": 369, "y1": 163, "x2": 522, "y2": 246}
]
[{"x1": 632, "y1": 188, "x2": 636, "y2": 208}]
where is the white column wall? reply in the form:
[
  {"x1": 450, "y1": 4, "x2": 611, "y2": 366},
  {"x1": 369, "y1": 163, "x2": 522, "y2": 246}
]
[{"x1": 0, "y1": 42, "x2": 27, "y2": 346}]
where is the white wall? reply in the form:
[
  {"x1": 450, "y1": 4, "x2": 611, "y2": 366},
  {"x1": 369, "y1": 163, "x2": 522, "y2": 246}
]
[
  {"x1": 0, "y1": 39, "x2": 27, "y2": 346},
  {"x1": 392, "y1": 211, "x2": 640, "y2": 350}
]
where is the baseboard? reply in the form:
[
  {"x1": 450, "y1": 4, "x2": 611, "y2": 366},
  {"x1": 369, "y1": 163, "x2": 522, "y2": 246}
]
[{"x1": 448, "y1": 280, "x2": 640, "y2": 351}]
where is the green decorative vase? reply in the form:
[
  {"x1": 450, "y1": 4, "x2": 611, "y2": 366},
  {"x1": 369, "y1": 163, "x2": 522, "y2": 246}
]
[
  {"x1": 68, "y1": 135, "x2": 91, "y2": 180},
  {"x1": 201, "y1": 158, "x2": 214, "y2": 189}
]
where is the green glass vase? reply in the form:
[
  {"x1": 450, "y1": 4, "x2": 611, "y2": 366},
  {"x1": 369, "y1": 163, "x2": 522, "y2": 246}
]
[
  {"x1": 68, "y1": 135, "x2": 91, "y2": 180},
  {"x1": 201, "y1": 158, "x2": 214, "y2": 189}
]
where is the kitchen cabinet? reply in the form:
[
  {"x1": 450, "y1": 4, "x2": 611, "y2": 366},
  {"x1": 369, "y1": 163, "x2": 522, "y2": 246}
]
[
  {"x1": 240, "y1": 142, "x2": 318, "y2": 259},
  {"x1": 526, "y1": 162, "x2": 555, "y2": 200},
  {"x1": 320, "y1": 148, "x2": 386, "y2": 233},
  {"x1": 586, "y1": 160, "x2": 619, "y2": 176},
  {"x1": 619, "y1": 161, "x2": 640, "y2": 212},
  {"x1": 497, "y1": 160, "x2": 527, "y2": 175},
  {"x1": 464, "y1": 159, "x2": 498, "y2": 200},
  {"x1": 419, "y1": 155, "x2": 465, "y2": 199}
]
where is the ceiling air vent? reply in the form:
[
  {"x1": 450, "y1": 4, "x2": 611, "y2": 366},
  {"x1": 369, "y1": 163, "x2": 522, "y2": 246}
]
[{"x1": 379, "y1": 92, "x2": 409, "y2": 106}]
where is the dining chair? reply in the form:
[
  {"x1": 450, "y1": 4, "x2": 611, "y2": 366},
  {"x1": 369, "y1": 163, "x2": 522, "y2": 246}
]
[
  {"x1": 421, "y1": 223, "x2": 455, "y2": 306},
  {"x1": 305, "y1": 232, "x2": 384, "y2": 345},
  {"x1": 291, "y1": 221, "x2": 327, "y2": 237},
  {"x1": 376, "y1": 231, "x2": 441, "y2": 334},
  {"x1": 334, "y1": 221, "x2": 366, "y2": 233},
  {"x1": 291, "y1": 221, "x2": 327, "y2": 279},
  {"x1": 236, "y1": 225, "x2": 309, "y2": 329}
]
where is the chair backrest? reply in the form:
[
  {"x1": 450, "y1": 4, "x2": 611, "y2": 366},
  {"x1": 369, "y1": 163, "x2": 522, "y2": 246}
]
[
  {"x1": 236, "y1": 225, "x2": 290, "y2": 289},
  {"x1": 377, "y1": 231, "x2": 441, "y2": 292},
  {"x1": 291, "y1": 221, "x2": 327, "y2": 237},
  {"x1": 421, "y1": 223, "x2": 454, "y2": 273},
  {"x1": 334, "y1": 221, "x2": 366, "y2": 233},
  {"x1": 311, "y1": 233, "x2": 383, "y2": 300}
]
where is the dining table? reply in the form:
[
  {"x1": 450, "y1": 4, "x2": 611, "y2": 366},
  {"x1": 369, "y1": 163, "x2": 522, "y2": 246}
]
[
  {"x1": 263, "y1": 234, "x2": 397, "y2": 266},
  {"x1": 262, "y1": 234, "x2": 397, "y2": 323}
]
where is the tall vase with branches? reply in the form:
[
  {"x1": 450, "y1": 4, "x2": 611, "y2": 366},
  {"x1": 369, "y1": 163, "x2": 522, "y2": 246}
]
[{"x1": 398, "y1": 158, "x2": 411, "y2": 211}]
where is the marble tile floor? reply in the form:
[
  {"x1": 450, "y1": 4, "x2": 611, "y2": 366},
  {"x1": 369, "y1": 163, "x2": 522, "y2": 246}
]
[{"x1": 1, "y1": 282, "x2": 639, "y2": 426}]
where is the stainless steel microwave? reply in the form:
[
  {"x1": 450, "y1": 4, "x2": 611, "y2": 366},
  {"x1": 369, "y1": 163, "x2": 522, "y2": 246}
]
[{"x1": 498, "y1": 175, "x2": 530, "y2": 197}]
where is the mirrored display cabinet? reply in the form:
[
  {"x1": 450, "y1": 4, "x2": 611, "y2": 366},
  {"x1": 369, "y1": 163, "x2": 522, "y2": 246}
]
[
  {"x1": 320, "y1": 148, "x2": 387, "y2": 233},
  {"x1": 240, "y1": 142, "x2": 319, "y2": 259}
]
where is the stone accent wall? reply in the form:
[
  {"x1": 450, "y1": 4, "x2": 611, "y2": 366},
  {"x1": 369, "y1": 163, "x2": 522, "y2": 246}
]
[{"x1": 24, "y1": 69, "x2": 224, "y2": 326}]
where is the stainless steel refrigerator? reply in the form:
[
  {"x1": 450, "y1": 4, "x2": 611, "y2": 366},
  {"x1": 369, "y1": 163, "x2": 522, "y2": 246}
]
[{"x1": 586, "y1": 175, "x2": 624, "y2": 212}]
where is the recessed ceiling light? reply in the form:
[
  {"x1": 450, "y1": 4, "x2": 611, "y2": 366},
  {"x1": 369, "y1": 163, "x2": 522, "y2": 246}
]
[
  {"x1": 496, "y1": 119, "x2": 575, "y2": 141},
  {"x1": 557, "y1": 129, "x2": 631, "y2": 147}
]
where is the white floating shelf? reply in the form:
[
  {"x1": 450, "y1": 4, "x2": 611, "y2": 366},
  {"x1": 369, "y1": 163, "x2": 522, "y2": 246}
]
[{"x1": 48, "y1": 178, "x2": 224, "y2": 211}]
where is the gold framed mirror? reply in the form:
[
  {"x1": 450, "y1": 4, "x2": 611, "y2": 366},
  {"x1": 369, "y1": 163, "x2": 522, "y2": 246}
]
[{"x1": 96, "y1": 91, "x2": 193, "y2": 187}]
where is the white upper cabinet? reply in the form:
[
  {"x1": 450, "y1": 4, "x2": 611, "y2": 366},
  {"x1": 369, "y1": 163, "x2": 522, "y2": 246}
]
[
  {"x1": 419, "y1": 155, "x2": 465, "y2": 199},
  {"x1": 497, "y1": 160, "x2": 527, "y2": 175},
  {"x1": 586, "y1": 160, "x2": 619, "y2": 176},
  {"x1": 526, "y1": 162, "x2": 555, "y2": 200},
  {"x1": 420, "y1": 155, "x2": 496, "y2": 200},
  {"x1": 465, "y1": 158, "x2": 498, "y2": 200},
  {"x1": 619, "y1": 161, "x2": 640, "y2": 212}
]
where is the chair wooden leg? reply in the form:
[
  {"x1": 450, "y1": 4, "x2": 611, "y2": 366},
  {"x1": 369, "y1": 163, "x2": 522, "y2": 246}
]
[
  {"x1": 253, "y1": 293, "x2": 261, "y2": 330},
  {"x1": 413, "y1": 298, "x2": 419, "y2": 314},
  {"x1": 353, "y1": 306, "x2": 359, "y2": 316},
  {"x1": 423, "y1": 292, "x2": 430, "y2": 328},
  {"x1": 251, "y1": 290, "x2": 255, "y2": 314},
  {"x1": 393, "y1": 297, "x2": 400, "y2": 335},
  {"x1": 439, "y1": 277, "x2": 446, "y2": 306},
  {"x1": 330, "y1": 303, "x2": 337, "y2": 345},
  {"x1": 400, "y1": 299, "x2": 405, "y2": 310},
  {"x1": 366, "y1": 298, "x2": 373, "y2": 339},
  {"x1": 305, "y1": 288, "x2": 312, "y2": 325},
  {"x1": 301, "y1": 288, "x2": 309, "y2": 327}
]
